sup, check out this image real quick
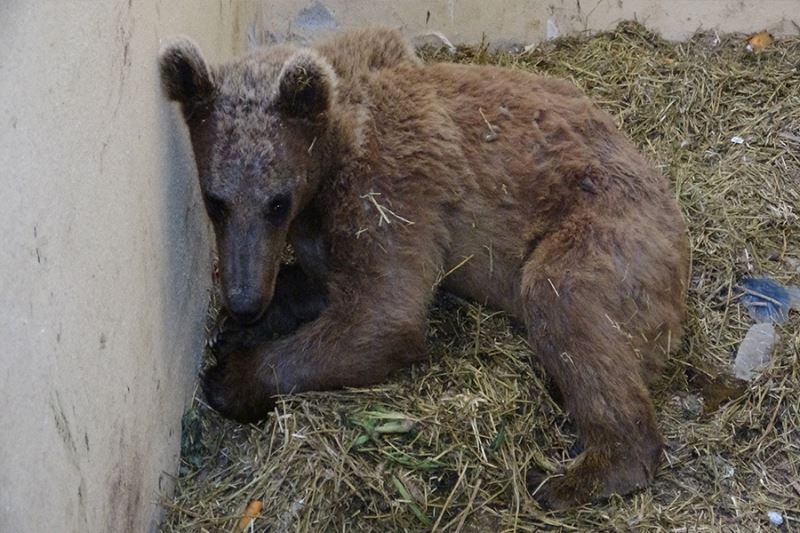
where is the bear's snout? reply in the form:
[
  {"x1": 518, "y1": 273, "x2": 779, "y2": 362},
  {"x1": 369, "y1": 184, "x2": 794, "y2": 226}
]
[
  {"x1": 217, "y1": 218, "x2": 282, "y2": 325},
  {"x1": 226, "y1": 288, "x2": 268, "y2": 324}
]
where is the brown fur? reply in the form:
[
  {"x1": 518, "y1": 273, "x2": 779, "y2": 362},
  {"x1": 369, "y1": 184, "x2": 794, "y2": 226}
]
[{"x1": 159, "y1": 27, "x2": 689, "y2": 508}]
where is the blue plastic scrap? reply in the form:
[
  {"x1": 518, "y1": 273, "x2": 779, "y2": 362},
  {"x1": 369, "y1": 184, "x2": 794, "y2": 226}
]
[{"x1": 738, "y1": 277, "x2": 800, "y2": 324}]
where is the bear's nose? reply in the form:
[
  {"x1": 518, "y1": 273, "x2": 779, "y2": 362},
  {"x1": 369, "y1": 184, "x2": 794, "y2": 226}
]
[{"x1": 227, "y1": 293, "x2": 265, "y2": 324}]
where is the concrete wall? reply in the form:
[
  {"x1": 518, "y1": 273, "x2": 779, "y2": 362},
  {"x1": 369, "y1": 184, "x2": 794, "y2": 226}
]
[
  {"x1": 0, "y1": 2, "x2": 259, "y2": 532},
  {"x1": 253, "y1": 0, "x2": 799, "y2": 47}
]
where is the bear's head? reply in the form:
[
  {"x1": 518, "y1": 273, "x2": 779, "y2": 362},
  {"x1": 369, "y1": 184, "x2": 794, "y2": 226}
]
[{"x1": 159, "y1": 38, "x2": 336, "y2": 324}]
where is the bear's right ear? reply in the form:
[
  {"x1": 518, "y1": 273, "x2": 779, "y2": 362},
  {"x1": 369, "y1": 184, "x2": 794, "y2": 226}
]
[
  {"x1": 275, "y1": 52, "x2": 336, "y2": 120},
  {"x1": 159, "y1": 37, "x2": 214, "y2": 105}
]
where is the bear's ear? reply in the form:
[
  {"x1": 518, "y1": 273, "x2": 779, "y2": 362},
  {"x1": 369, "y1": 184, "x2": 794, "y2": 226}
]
[
  {"x1": 275, "y1": 52, "x2": 336, "y2": 120},
  {"x1": 159, "y1": 37, "x2": 214, "y2": 105}
]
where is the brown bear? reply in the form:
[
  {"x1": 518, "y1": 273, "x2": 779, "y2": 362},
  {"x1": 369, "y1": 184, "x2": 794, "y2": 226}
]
[{"x1": 159, "y1": 27, "x2": 689, "y2": 508}]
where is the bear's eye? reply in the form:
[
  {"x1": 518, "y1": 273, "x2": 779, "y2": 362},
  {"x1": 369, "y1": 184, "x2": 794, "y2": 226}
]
[
  {"x1": 204, "y1": 194, "x2": 228, "y2": 221},
  {"x1": 266, "y1": 194, "x2": 291, "y2": 224}
]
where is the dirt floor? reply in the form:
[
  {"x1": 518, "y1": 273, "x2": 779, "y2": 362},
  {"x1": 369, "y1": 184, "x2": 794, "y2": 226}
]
[{"x1": 160, "y1": 23, "x2": 800, "y2": 532}]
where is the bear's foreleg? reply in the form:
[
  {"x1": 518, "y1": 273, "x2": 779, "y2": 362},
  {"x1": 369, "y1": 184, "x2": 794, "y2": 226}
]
[{"x1": 203, "y1": 255, "x2": 436, "y2": 422}]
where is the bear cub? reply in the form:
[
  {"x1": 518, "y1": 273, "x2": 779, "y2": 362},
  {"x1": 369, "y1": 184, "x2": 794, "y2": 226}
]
[{"x1": 160, "y1": 27, "x2": 689, "y2": 508}]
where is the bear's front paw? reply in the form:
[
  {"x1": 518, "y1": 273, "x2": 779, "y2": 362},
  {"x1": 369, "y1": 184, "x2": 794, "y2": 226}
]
[
  {"x1": 202, "y1": 355, "x2": 276, "y2": 423},
  {"x1": 207, "y1": 310, "x2": 276, "y2": 355}
]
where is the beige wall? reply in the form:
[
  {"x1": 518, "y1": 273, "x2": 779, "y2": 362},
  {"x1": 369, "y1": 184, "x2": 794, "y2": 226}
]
[
  {"x1": 0, "y1": 2, "x2": 258, "y2": 532},
  {"x1": 253, "y1": 0, "x2": 799, "y2": 47}
]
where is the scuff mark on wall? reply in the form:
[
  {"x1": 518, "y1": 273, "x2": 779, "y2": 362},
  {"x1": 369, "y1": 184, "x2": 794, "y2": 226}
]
[
  {"x1": 295, "y1": 1, "x2": 338, "y2": 32},
  {"x1": 50, "y1": 391, "x2": 79, "y2": 466},
  {"x1": 547, "y1": 18, "x2": 560, "y2": 39}
]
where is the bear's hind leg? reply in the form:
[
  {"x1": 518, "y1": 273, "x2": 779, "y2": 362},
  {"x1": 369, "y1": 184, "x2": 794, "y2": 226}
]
[{"x1": 520, "y1": 219, "x2": 678, "y2": 508}]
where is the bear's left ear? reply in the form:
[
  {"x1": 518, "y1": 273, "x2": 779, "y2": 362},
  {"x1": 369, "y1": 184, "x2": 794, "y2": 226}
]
[{"x1": 275, "y1": 52, "x2": 336, "y2": 120}]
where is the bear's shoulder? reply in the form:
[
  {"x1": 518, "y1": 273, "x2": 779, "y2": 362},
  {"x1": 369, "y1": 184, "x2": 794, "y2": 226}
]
[{"x1": 314, "y1": 27, "x2": 420, "y2": 81}]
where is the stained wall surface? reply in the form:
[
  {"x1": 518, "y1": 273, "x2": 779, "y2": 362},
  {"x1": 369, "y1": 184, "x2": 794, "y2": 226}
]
[{"x1": 251, "y1": 0, "x2": 799, "y2": 47}]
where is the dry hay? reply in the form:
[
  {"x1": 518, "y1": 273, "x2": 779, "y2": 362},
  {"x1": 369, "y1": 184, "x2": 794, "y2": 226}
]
[{"x1": 160, "y1": 22, "x2": 800, "y2": 532}]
